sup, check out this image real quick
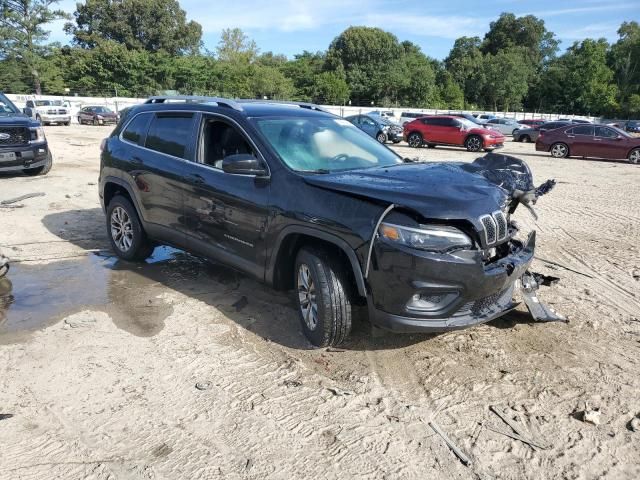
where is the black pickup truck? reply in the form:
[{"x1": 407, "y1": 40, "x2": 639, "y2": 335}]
[{"x1": 0, "y1": 92, "x2": 52, "y2": 176}]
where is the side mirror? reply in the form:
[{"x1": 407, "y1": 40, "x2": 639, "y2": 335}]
[
  {"x1": 222, "y1": 154, "x2": 268, "y2": 176},
  {"x1": 23, "y1": 107, "x2": 33, "y2": 117}
]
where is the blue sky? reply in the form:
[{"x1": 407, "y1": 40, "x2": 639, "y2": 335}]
[{"x1": 50, "y1": 0, "x2": 639, "y2": 59}]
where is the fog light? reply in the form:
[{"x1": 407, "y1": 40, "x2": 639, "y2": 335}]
[{"x1": 406, "y1": 292, "x2": 459, "y2": 313}]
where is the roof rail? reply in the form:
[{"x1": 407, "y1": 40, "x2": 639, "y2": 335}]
[
  {"x1": 144, "y1": 95, "x2": 243, "y2": 111},
  {"x1": 236, "y1": 99, "x2": 333, "y2": 115}
]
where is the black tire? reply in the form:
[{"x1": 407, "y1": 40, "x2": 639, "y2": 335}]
[
  {"x1": 465, "y1": 135, "x2": 483, "y2": 152},
  {"x1": 521, "y1": 135, "x2": 531, "y2": 143},
  {"x1": 550, "y1": 142, "x2": 569, "y2": 158},
  {"x1": 427, "y1": 144, "x2": 436, "y2": 149},
  {"x1": 294, "y1": 247, "x2": 352, "y2": 347},
  {"x1": 376, "y1": 132, "x2": 387, "y2": 143},
  {"x1": 77, "y1": 117, "x2": 82, "y2": 124},
  {"x1": 407, "y1": 132, "x2": 423, "y2": 148},
  {"x1": 629, "y1": 148, "x2": 640, "y2": 164},
  {"x1": 106, "y1": 195, "x2": 154, "y2": 261},
  {"x1": 23, "y1": 151, "x2": 52, "y2": 176},
  {"x1": 511, "y1": 129, "x2": 519, "y2": 136},
  {"x1": 93, "y1": 118, "x2": 99, "y2": 126}
]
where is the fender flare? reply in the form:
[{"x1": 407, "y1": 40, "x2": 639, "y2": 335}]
[
  {"x1": 267, "y1": 225, "x2": 367, "y2": 297},
  {"x1": 101, "y1": 176, "x2": 144, "y2": 221}
]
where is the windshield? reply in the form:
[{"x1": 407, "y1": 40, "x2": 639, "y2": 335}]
[
  {"x1": 254, "y1": 117, "x2": 403, "y2": 173},
  {"x1": 35, "y1": 100, "x2": 63, "y2": 106},
  {"x1": 0, "y1": 94, "x2": 19, "y2": 114},
  {"x1": 377, "y1": 116, "x2": 398, "y2": 126},
  {"x1": 93, "y1": 106, "x2": 112, "y2": 113}
]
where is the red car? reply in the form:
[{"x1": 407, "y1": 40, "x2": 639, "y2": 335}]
[
  {"x1": 535, "y1": 124, "x2": 640, "y2": 164},
  {"x1": 404, "y1": 115, "x2": 505, "y2": 152}
]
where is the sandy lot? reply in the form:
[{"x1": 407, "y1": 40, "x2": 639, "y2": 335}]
[{"x1": 0, "y1": 124, "x2": 639, "y2": 479}]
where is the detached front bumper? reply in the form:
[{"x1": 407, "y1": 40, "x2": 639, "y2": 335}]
[
  {"x1": 366, "y1": 232, "x2": 535, "y2": 333},
  {"x1": 0, "y1": 143, "x2": 49, "y2": 172}
]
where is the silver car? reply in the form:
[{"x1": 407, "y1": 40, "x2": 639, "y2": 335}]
[{"x1": 484, "y1": 118, "x2": 526, "y2": 136}]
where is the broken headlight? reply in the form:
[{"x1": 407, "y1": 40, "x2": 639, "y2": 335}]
[{"x1": 379, "y1": 223, "x2": 472, "y2": 253}]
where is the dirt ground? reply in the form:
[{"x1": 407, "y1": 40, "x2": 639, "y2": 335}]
[{"x1": 0, "y1": 124, "x2": 639, "y2": 480}]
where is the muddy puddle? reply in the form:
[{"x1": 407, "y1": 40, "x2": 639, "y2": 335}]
[{"x1": 0, "y1": 247, "x2": 242, "y2": 342}]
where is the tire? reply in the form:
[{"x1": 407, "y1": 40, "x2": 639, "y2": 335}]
[
  {"x1": 294, "y1": 247, "x2": 352, "y2": 347},
  {"x1": 465, "y1": 135, "x2": 483, "y2": 152},
  {"x1": 22, "y1": 151, "x2": 52, "y2": 176},
  {"x1": 106, "y1": 195, "x2": 154, "y2": 261},
  {"x1": 550, "y1": 142, "x2": 569, "y2": 158},
  {"x1": 93, "y1": 118, "x2": 99, "y2": 126},
  {"x1": 77, "y1": 117, "x2": 82, "y2": 124},
  {"x1": 629, "y1": 148, "x2": 640, "y2": 164},
  {"x1": 407, "y1": 132, "x2": 423, "y2": 148},
  {"x1": 376, "y1": 132, "x2": 387, "y2": 143},
  {"x1": 521, "y1": 135, "x2": 531, "y2": 143},
  {"x1": 511, "y1": 129, "x2": 519, "y2": 136},
  {"x1": 64, "y1": 121, "x2": 70, "y2": 126}
]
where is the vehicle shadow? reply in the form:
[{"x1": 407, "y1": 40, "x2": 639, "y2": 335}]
[{"x1": 40, "y1": 208, "x2": 529, "y2": 351}]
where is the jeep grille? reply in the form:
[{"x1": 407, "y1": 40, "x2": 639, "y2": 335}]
[{"x1": 479, "y1": 211, "x2": 508, "y2": 245}]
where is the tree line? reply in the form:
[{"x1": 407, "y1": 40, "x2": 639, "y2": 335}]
[{"x1": 1, "y1": 0, "x2": 639, "y2": 117}]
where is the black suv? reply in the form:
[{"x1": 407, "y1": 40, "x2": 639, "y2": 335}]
[
  {"x1": 99, "y1": 96, "x2": 558, "y2": 347},
  {"x1": 0, "y1": 93, "x2": 52, "y2": 176}
]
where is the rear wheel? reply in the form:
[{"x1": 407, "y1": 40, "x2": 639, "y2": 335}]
[
  {"x1": 550, "y1": 142, "x2": 569, "y2": 158},
  {"x1": 407, "y1": 132, "x2": 423, "y2": 148},
  {"x1": 22, "y1": 151, "x2": 52, "y2": 176},
  {"x1": 376, "y1": 132, "x2": 387, "y2": 143},
  {"x1": 465, "y1": 135, "x2": 483, "y2": 152},
  {"x1": 106, "y1": 195, "x2": 154, "y2": 261},
  {"x1": 294, "y1": 247, "x2": 352, "y2": 347},
  {"x1": 521, "y1": 134, "x2": 531, "y2": 143},
  {"x1": 629, "y1": 148, "x2": 640, "y2": 164}
]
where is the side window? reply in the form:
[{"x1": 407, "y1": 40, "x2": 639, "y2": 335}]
[
  {"x1": 569, "y1": 125, "x2": 594, "y2": 136},
  {"x1": 595, "y1": 126, "x2": 616, "y2": 138},
  {"x1": 200, "y1": 119, "x2": 256, "y2": 169},
  {"x1": 122, "y1": 113, "x2": 152, "y2": 145},
  {"x1": 361, "y1": 117, "x2": 375, "y2": 126},
  {"x1": 145, "y1": 113, "x2": 195, "y2": 159},
  {"x1": 422, "y1": 117, "x2": 432, "y2": 125}
]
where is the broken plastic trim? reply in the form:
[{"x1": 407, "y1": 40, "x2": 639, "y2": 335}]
[{"x1": 518, "y1": 271, "x2": 568, "y2": 323}]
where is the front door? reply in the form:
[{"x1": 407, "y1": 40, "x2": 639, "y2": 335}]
[
  {"x1": 182, "y1": 114, "x2": 271, "y2": 279},
  {"x1": 593, "y1": 126, "x2": 626, "y2": 159},
  {"x1": 565, "y1": 125, "x2": 595, "y2": 157}
]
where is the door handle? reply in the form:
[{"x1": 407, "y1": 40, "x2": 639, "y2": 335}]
[{"x1": 188, "y1": 173, "x2": 205, "y2": 185}]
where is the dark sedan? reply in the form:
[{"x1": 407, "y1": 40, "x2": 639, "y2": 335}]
[
  {"x1": 345, "y1": 114, "x2": 403, "y2": 143},
  {"x1": 536, "y1": 123, "x2": 640, "y2": 164},
  {"x1": 78, "y1": 106, "x2": 119, "y2": 125}
]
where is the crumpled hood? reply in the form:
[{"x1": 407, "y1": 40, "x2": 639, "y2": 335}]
[{"x1": 303, "y1": 162, "x2": 509, "y2": 222}]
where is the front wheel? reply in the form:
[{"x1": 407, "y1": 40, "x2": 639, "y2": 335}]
[
  {"x1": 629, "y1": 148, "x2": 640, "y2": 164},
  {"x1": 521, "y1": 135, "x2": 531, "y2": 143},
  {"x1": 294, "y1": 247, "x2": 352, "y2": 347},
  {"x1": 407, "y1": 132, "x2": 423, "y2": 148},
  {"x1": 23, "y1": 151, "x2": 52, "y2": 176},
  {"x1": 106, "y1": 195, "x2": 154, "y2": 261},
  {"x1": 550, "y1": 142, "x2": 569, "y2": 158},
  {"x1": 465, "y1": 135, "x2": 483, "y2": 152},
  {"x1": 376, "y1": 132, "x2": 387, "y2": 143}
]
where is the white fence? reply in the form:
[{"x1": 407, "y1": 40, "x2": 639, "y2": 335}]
[{"x1": 5, "y1": 93, "x2": 597, "y2": 123}]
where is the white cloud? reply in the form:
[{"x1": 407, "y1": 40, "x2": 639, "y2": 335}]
[{"x1": 362, "y1": 13, "x2": 488, "y2": 39}]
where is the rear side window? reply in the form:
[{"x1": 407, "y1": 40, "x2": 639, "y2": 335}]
[
  {"x1": 145, "y1": 113, "x2": 195, "y2": 159},
  {"x1": 428, "y1": 118, "x2": 451, "y2": 127},
  {"x1": 122, "y1": 113, "x2": 151, "y2": 145},
  {"x1": 569, "y1": 125, "x2": 594, "y2": 136},
  {"x1": 595, "y1": 126, "x2": 616, "y2": 138}
]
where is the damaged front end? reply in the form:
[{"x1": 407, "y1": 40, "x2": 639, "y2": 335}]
[{"x1": 364, "y1": 153, "x2": 566, "y2": 332}]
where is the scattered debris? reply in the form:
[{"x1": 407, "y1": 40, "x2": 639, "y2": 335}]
[
  {"x1": 232, "y1": 296, "x2": 248, "y2": 312},
  {"x1": 327, "y1": 387, "x2": 353, "y2": 397},
  {"x1": 428, "y1": 420, "x2": 472, "y2": 467},
  {"x1": 0, "y1": 254, "x2": 9, "y2": 278},
  {"x1": 582, "y1": 409, "x2": 602, "y2": 426},
  {"x1": 520, "y1": 271, "x2": 568, "y2": 323},
  {"x1": 627, "y1": 415, "x2": 640, "y2": 432},
  {"x1": 489, "y1": 405, "x2": 548, "y2": 450},
  {"x1": 282, "y1": 379, "x2": 302, "y2": 388},
  {"x1": 195, "y1": 382, "x2": 211, "y2": 391},
  {"x1": 534, "y1": 256, "x2": 595, "y2": 279},
  {"x1": 0, "y1": 192, "x2": 45, "y2": 205}
]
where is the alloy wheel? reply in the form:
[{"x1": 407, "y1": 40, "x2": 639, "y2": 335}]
[
  {"x1": 629, "y1": 149, "x2": 640, "y2": 164},
  {"x1": 551, "y1": 143, "x2": 568, "y2": 158},
  {"x1": 408, "y1": 133, "x2": 422, "y2": 148},
  {"x1": 297, "y1": 264, "x2": 318, "y2": 330},
  {"x1": 467, "y1": 136, "x2": 481, "y2": 151},
  {"x1": 110, "y1": 206, "x2": 134, "y2": 252}
]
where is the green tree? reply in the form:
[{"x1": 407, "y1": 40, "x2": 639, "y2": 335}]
[
  {"x1": 0, "y1": 0, "x2": 68, "y2": 94},
  {"x1": 326, "y1": 26, "x2": 404, "y2": 105},
  {"x1": 250, "y1": 65, "x2": 295, "y2": 100},
  {"x1": 311, "y1": 71, "x2": 350, "y2": 104},
  {"x1": 65, "y1": 0, "x2": 202, "y2": 55},
  {"x1": 280, "y1": 51, "x2": 325, "y2": 101},
  {"x1": 216, "y1": 28, "x2": 258, "y2": 63},
  {"x1": 609, "y1": 21, "x2": 640, "y2": 115},
  {"x1": 480, "y1": 47, "x2": 534, "y2": 111},
  {"x1": 396, "y1": 41, "x2": 438, "y2": 108},
  {"x1": 445, "y1": 36, "x2": 484, "y2": 107}
]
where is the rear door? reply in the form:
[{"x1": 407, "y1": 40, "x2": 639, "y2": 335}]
[
  {"x1": 122, "y1": 111, "x2": 195, "y2": 245},
  {"x1": 426, "y1": 117, "x2": 449, "y2": 143},
  {"x1": 565, "y1": 125, "x2": 594, "y2": 156},
  {"x1": 181, "y1": 114, "x2": 271, "y2": 279}
]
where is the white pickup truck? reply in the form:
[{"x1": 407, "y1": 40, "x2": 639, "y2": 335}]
[{"x1": 24, "y1": 99, "x2": 71, "y2": 126}]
